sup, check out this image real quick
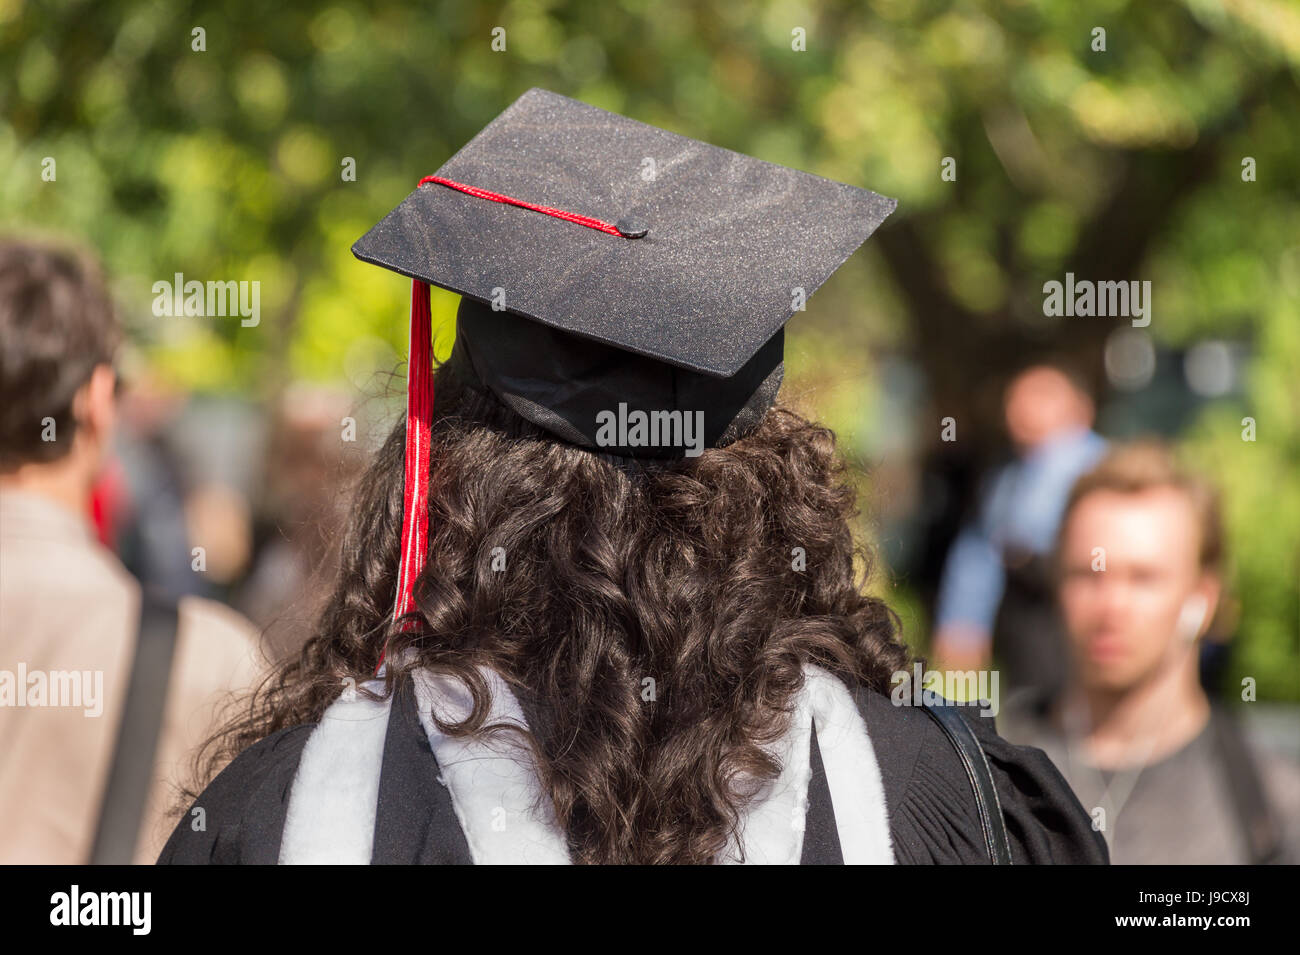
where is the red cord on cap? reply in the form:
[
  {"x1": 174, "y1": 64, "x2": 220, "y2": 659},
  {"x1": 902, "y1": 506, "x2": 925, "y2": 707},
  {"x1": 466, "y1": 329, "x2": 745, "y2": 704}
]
[{"x1": 419, "y1": 174, "x2": 625, "y2": 236}]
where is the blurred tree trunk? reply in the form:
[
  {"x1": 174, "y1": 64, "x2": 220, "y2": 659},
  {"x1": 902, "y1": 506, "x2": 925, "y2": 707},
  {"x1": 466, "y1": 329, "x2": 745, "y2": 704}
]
[{"x1": 876, "y1": 80, "x2": 1269, "y2": 456}]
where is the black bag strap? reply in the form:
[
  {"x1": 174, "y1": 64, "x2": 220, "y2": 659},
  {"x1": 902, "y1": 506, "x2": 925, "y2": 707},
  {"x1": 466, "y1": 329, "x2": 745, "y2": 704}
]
[
  {"x1": 90, "y1": 591, "x2": 180, "y2": 864},
  {"x1": 921, "y1": 699, "x2": 1014, "y2": 864},
  {"x1": 1207, "y1": 704, "x2": 1285, "y2": 864}
]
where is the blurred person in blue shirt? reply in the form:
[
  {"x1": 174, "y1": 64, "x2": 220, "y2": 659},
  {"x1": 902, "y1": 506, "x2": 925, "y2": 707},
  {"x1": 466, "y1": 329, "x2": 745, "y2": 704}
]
[{"x1": 931, "y1": 364, "x2": 1106, "y2": 697}]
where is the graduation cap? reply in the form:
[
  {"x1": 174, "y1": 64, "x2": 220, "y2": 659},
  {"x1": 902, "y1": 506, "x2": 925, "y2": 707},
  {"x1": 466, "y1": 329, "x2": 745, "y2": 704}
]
[{"x1": 352, "y1": 87, "x2": 896, "y2": 638}]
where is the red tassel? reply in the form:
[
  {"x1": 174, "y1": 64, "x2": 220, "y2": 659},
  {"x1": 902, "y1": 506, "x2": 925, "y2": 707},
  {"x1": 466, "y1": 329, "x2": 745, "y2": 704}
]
[
  {"x1": 374, "y1": 171, "x2": 627, "y2": 675},
  {"x1": 377, "y1": 278, "x2": 433, "y2": 673}
]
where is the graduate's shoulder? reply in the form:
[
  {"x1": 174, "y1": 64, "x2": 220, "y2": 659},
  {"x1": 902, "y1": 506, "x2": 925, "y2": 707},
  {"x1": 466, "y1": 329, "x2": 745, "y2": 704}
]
[
  {"x1": 951, "y1": 697, "x2": 1108, "y2": 864},
  {"x1": 156, "y1": 722, "x2": 315, "y2": 864},
  {"x1": 850, "y1": 682, "x2": 1108, "y2": 864},
  {"x1": 848, "y1": 681, "x2": 987, "y2": 860}
]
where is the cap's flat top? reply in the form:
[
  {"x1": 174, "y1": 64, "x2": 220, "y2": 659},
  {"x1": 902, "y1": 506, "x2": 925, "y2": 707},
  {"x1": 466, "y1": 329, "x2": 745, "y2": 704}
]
[{"x1": 353, "y1": 87, "x2": 896, "y2": 378}]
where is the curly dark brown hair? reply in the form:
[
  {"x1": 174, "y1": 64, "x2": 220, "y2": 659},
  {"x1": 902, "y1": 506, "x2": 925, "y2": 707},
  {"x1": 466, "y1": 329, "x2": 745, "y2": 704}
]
[{"x1": 188, "y1": 357, "x2": 913, "y2": 864}]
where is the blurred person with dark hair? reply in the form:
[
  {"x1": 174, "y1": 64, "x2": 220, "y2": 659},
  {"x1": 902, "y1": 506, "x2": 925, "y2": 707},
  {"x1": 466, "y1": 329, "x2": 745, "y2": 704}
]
[
  {"x1": 931, "y1": 363, "x2": 1107, "y2": 698},
  {"x1": 234, "y1": 386, "x2": 364, "y2": 657},
  {"x1": 0, "y1": 238, "x2": 263, "y2": 864},
  {"x1": 999, "y1": 440, "x2": 1300, "y2": 863}
]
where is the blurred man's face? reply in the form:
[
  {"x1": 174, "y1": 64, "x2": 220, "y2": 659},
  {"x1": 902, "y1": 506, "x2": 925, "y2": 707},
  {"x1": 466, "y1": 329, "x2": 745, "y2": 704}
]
[
  {"x1": 1004, "y1": 367, "x2": 1091, "y2": 451},
  {"x1": 1058, "y1": 488, "x2": 1207, "y2": 692}
]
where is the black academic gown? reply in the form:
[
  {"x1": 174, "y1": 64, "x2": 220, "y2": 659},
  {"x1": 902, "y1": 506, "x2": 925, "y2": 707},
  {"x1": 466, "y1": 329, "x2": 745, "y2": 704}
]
[{"x1": 158, "y1": 672, "x2": 1107, "y2": 865}]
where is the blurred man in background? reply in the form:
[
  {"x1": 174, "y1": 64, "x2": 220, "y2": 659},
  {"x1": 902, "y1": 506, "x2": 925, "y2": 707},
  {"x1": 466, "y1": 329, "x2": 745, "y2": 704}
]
[
  {"x1": 931, "y1": 363, "x2": 1107, "y2": 697},
  {"x1": 0, "y1": 238, "x2": 262, "y2": 863},
  {"x1": 999, "y1": 441, "x2": 1300, "y2": 864}
]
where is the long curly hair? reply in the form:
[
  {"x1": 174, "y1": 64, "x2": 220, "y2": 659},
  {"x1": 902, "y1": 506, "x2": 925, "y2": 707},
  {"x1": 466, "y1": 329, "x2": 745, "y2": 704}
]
[{"x1": 189, "y1": 357, "x2": 913, "y2": 864}]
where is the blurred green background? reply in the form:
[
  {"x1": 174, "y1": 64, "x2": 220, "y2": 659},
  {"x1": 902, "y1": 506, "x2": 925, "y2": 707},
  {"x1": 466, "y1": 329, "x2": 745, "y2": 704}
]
[{"x1": 2, "y1": 0, "x2": 1297, "y2": 699}]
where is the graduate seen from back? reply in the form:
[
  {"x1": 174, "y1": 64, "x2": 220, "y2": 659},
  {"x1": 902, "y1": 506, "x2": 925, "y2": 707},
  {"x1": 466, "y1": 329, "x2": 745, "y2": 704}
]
[{"x1": 162, "y1": 89, "x2": 1107, "y2": 865}]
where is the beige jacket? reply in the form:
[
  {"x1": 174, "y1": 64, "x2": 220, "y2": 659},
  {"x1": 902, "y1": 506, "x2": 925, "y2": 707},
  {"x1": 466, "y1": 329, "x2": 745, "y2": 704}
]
[{"x1": 0, "y1": 488, "x2": 263, "y2": 864}]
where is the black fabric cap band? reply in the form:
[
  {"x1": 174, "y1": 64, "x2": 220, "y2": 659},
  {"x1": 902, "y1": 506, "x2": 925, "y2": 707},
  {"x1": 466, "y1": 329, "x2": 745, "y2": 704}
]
[{"x1": 449, "y1": 296, "x2": 783, "y2": 458}]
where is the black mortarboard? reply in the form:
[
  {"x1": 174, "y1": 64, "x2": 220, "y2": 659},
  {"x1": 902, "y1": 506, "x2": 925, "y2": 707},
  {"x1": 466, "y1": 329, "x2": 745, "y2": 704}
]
[{"x1": 354, "y1": 87, "x2": 895, "y2": 637}]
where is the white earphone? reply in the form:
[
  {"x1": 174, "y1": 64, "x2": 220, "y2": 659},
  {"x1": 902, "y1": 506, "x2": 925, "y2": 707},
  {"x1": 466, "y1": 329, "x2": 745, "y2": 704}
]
[{"x1": 1177, "y1": 594, "x2": 1209, "y2": 643}]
